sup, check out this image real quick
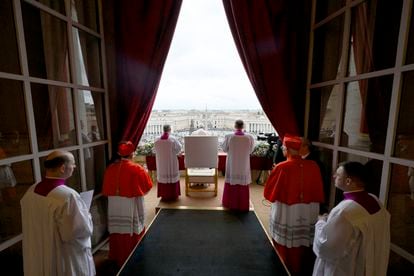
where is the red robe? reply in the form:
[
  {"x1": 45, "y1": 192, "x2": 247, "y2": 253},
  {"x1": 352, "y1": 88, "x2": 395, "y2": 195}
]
[
  {"x1": 102, "y1": 159, "x2": 153, "y2": 267},
  {"x1": 264, "y1": 155, "x2": 324, "y2": 275},
  {"x1": 264, "y1": 156, "x2": 324, "y2": 204},
  {"x1": 102, "y1": 159, "x2": 152, "y2": 197}
]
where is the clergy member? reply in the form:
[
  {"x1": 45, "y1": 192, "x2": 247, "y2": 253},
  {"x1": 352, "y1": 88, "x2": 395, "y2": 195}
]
[
  {"x1": 222, "y1": 119, "x2": 255, "y2": 211},
  {"x1": 264, "y1": 134, "x2": 324, "y2": 275},
  {"x1": 313, "y1": 161, "x2": 390, "y2": 276},
  {"x1": 21, "y1": 150, "x2": 95, "y2": 276},
  {"x1": 102, "y1": 141, "x2": 153, "y2": 267},
  {"x1": 154, "y1": 124, "x2": 182, "y2": 200},
  {"x1": 191, "y1": 124, "x2": 210, "y2": 136}
]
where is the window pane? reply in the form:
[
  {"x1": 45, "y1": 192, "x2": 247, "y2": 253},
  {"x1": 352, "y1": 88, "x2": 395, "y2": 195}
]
[
  {"x1": 72, "y1": 0, "x2": 99, "y2": 32},
  {"x1": 0, "y1": 0, "x2": 21, "y2": 74},
  {"x1": 31, "y1": 83, "x2": 76, "y2": 151},
  {"x1": 312, "y1": 15, "x2": 344, "y2": 83},
  {"x1": 73, "y1": 27, "x2": 102, "y2": 87},
  {"x1": 78, "y1": 90, "x2": 106, "y2": 143},
  {"x1": 0, "y1": 79, "x2": 31, "y2": 157},
  {"x1": 22, "y1": 2, "x2": 71, "y2": 82},
  {"x1": 315, "y1": 0, "x2": 345, "y2": 23},
  {"x1": 34, "y1": 0, "x2": 66, "y2": 15},
  {"x1": 0, "y1": 160, "x2": 34, "y2": 243},
  {"x1": 341, "y1": 76, "x2": 392, "y2": 153},
  {"x1": 308, "y1": 85, "x2": 340, "y2": 144},
  {"x1": 348, "y1": 1, "x2": 402, "y2": 76},
  {"x1": 40, "y1": 151, "x2": 81, "y2": 192},
  {"x1": 405, "y1": 3, "x2": 414, "y2": 65},
  {"x1": 90, "y1": 196, "x2": 107, "y2": 247},
  {"x1": 85, "y1": 145, "x2": 107, "y2": 193},
  {"x1": 395, "y1": 71, "x2": 414, "y2": 160},
  {"x1": 388, "y1": 163, "x2": 414, "y2": 256},
  {"x1": 0, "y1": 241, "x2": 23, "y2": 276}
]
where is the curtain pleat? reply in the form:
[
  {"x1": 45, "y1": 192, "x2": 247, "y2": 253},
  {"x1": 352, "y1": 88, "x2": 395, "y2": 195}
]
[
  {"x1": 222, "y1": 0, "x2": 310, "y2": 138},
  {"x1": 106, "y1": 0, "x2": 182, "y2": 149}
]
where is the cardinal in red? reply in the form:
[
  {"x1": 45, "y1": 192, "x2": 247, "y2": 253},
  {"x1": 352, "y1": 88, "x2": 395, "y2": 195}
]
[
  {"x1": 264, "y1": 134, "x2": 324, "y2": 275},
  {"x1": 102, "y1": 141, "x2": 153, "y2": 267}
]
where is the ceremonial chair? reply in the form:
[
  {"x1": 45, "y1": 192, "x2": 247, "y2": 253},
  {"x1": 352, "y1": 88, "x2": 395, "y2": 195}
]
[{"x1": 184, "y1": 136, "x2": 219, "y2": 196}]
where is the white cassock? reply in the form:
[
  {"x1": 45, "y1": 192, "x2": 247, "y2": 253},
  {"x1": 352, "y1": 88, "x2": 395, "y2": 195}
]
[
  {"x1": 222, "y1": 133, "x2": 255, "y2": 185},
  {"x1": 312, "y1": 195, "x2": 390, "y2": 276},
  {"x1": 21, "y1": 184, "x2": 95, "y2": 276},
  {"x1": 154, "y1": 135, "x2": 182, "y2": 183}
]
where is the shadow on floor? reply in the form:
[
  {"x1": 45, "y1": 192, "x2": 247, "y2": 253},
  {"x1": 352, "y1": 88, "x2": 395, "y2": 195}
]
[{"x1": 94, "y1": 250, "x2": 119, "y2": 276}]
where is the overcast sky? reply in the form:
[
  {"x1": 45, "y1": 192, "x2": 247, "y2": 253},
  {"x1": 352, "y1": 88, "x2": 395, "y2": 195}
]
[{"x1": 153, "y1": 0, "x2": 261, "y2": 110}]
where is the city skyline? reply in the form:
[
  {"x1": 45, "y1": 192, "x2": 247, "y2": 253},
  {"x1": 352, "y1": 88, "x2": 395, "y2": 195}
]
[
  {"x1": 153, "y1": 0, "x2": 262, "y2": 110},
  {"x1": 142, "y1": 109, "x2": 275, "y2": 140}
]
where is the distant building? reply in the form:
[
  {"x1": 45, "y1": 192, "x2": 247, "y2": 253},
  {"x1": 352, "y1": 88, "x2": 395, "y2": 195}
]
[
  {"x1": 139, "y1": 110, "x2": 276, "y2": 151},
  {"x1": 142, "y1": 109, "x2": 275, "y2": 137}
]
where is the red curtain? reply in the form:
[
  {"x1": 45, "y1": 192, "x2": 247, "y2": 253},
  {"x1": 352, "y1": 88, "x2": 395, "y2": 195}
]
[
  {"x1": 352, "y1": 2, "x2": 374, "y2": 134},
  {"x1": 222, "y1": 0, "x2": 310, "y2": 138},
  {"x1": 108, "y1": 0, "x2": 182, "y2": 148}
]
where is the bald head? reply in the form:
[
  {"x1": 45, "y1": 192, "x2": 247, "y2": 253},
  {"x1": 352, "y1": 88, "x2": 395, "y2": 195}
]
[
  {"x1": 46, "y1": 150, "x2": 70, "y2": 160},
  {"x1": 44, "y1": 150, "x2": 76, "y2": 179}
]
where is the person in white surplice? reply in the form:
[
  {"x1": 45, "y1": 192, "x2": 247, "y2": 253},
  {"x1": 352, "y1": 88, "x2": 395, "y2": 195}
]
[
  {"x1": 21, "y1": 150, "x2": 95, "y2": 276},
  {"x1": 312, "y1": 161, "x2": 390, "y2": 276},
  {"x1": 154, "y1": 124, "x2": 182, "y2": 201},
  {"x1": 221, "y1": 119, "x2": 255, "y2": 211}
]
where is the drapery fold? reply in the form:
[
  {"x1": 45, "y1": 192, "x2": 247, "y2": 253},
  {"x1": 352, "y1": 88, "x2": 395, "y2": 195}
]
[
  {"x1": 222, "y1": 0, "x2": 310, "y2": 138},
  {"x1": 106, "y1": 0, "x2": 182, "y2": 149},
  {"x1": 39, "y1": 3, "x2": 71, "y2": 148}
]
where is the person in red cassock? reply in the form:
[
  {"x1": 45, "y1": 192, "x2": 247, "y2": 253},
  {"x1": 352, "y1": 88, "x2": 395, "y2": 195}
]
[
  {"x1": 102, "y1": 141, "x2": 153, "y2": 267},
  {"x1": 264, "y1": 134, "x2": 324, "y2": 276}
]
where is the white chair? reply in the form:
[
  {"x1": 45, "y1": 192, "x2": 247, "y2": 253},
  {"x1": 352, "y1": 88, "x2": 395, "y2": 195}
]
[{"x1": 184, "y1": 136, "x2": 218, "y2": 196}]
